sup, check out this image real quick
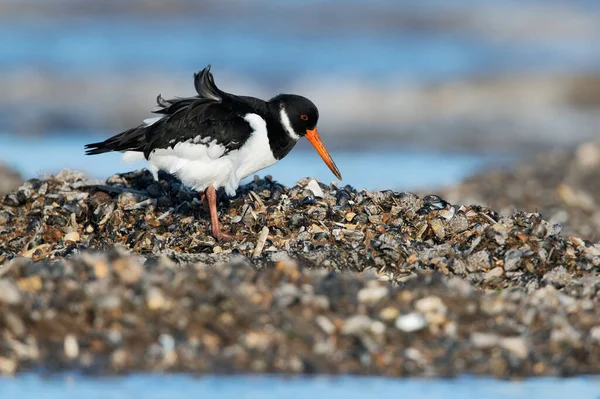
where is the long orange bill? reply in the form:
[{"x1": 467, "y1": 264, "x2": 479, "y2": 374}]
[{"x1": 305, "y1": 128, "x2": 342, "y2": 180}]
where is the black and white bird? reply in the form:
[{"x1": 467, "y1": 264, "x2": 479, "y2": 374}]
[{"x1": 85, "y1": 65, "x2": 342, "y2": 240}]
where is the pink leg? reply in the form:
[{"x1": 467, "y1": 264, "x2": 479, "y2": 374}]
[{"x1": 202, "y1": 185, "x2": 232, "y2": 241}]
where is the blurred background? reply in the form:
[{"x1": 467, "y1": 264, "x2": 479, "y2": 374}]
[{"x1": 0, "y1": 0, "x2": 599, "y2": 191}]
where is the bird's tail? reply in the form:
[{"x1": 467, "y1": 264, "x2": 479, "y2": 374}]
[{"x1": 84, "y1": 125, "x2": 148, "y2": 156}]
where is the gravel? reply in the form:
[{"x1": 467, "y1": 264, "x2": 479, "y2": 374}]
[
  {"x1": 0, "y1": 158, "x2": 599, "y2": 378},
  {"x1": 438, "y1": 141, "x2": 600, "y2": 241},
  {"x1": 0, "y1": 253, "x2": 598, "y2": 378}
]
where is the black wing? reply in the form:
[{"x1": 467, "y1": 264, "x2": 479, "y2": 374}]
[
  {"x1": 142, "y1": 98, "x2": 257, "y2": 159},
  {"x1": 85, "y1": 65, "x2": 264, "y2": 158}
]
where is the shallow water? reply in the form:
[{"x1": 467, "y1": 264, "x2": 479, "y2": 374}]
[
  {"x1": 1, "y1": 374, "x2": 599, "y2": 399},
  {"x1": 2, "y1": 1, "x2": 599, "y2": 83},
  {"x1": 0, "y1": 133, "x2": 511, "y2": 191}
]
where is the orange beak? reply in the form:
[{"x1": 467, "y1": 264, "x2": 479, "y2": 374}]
[{"x1": 305, "y1": 128, "x2": 342, "y2": 180}]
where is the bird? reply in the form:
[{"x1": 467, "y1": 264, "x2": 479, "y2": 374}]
[{"x1": 84, "y1": 65, "x2": 342, "y2": 241}]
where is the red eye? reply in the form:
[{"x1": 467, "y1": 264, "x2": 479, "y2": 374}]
[{"x1": 300, "y1": 114, "x2": 309, "y2": 121}]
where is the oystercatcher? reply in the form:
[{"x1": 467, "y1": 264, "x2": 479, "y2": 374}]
[{"x1": 84, "y1": 65, "x2": 342, "y2": 240}]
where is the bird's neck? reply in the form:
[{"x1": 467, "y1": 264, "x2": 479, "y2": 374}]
[
  {"x1": 266, "y1": 119, "x2": 296, "y2": 160},
  {"x1": 264, "y1": 102, "x2": 297, "y2": 160}
]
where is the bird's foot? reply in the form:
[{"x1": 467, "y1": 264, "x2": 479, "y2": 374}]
[{"x1": 212, "y1": 227, "x2": 241, "y2": 242}]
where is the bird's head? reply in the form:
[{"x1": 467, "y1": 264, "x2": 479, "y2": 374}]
[{"x1": 272, "y1": 94, "x2": 342, "y2": 180}]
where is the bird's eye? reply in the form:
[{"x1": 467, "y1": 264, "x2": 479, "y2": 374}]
[{"x1": 300, "y1": 114, "x2": 309, "y2": 121}]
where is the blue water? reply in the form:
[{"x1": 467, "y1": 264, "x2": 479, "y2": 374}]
[
  {"x1": 0, "y1": 19, "x2": 491, "y2": 81},
  {"x1": 2, "y1": 2, "x2": 599, "y2": 83},
  {"x1": 1, "y1": 374, "x2": 599, "y2": 399},
  {"x1": 0, "y1": 133, "x2": 510, "y2": 191}
]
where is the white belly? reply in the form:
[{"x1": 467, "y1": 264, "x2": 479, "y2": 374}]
[{"x1": 123, "y1": 113, "x2": 278, "y2": 196}]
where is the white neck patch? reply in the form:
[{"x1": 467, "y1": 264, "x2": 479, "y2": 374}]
[{"x1": 279, "y1": 108, "x2": 301, "y2": 141}]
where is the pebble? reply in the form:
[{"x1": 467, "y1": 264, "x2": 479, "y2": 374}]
[
  {"x1": 64, "y1": 334, "x2": 79, "y2": 359},
  {"x1": 395, "y1": 313, "x2": 427, "y2": 332},
  {"x1": 0, "y1": 281, "x2": 22, "y2": 305},
  {"x1": 415, "y1": 296, "x2": 447, "y2": 315},
  {"x1": 95, "y1": 294, "x2": 121, "y2": 311},
  {"x1": 471, "y1": 332, "x2": 500, "y2": 348},
  {"x1": 316, "y1": 315, "x2": 336, "y2": 335},
  {"x1": 93, "y1": 262, "x2": 109, "y2": 279},
  {"x1": 503, "y1": 249, "x2": 522, "y2": 272},
  {"x1": 379, "y1": 307, "x2": 400, "y2": 322},
  {"x1": 17, "y1": 275, "x2": 43, "y2": 293},
  {"x1": 111, "y1": 349, "x2": 128, "y2": 369},
  {"x1": 357, "y1": 284, "x2": 388, "y2": 304},
  {"x1": 146, "y1": 287, "x2": 167, "y2": 310},
  {"x1": 341, "y1": 315, "x2": 376, "y2": 335},
  {"x1": 159, "y1": 334, "x2": 176, "y2": 353},
  {"x1": 500, "y1": 337, "x2": 529, "y2": 359},
  {"x1": 485, "y1": 267, "x2": 504, "y2": 281},
  {"x1": 115, "y1": 260, "x2": 143, "y2": 285},
  {"x1": 4, "y1": 313, "x2": 25, "y2": 337},
  {"x1": 274, "y1": 284, "x2": 301, "y2": 308},
  {"x1": 370, "y1": 321, "x2": 386, "y2": 335}
]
